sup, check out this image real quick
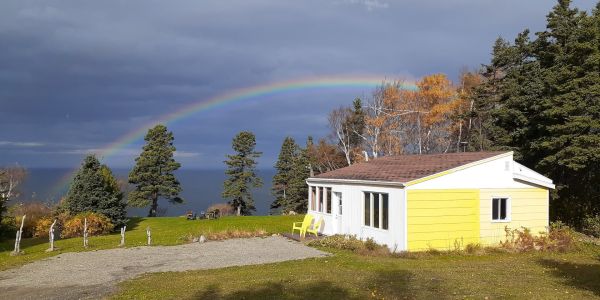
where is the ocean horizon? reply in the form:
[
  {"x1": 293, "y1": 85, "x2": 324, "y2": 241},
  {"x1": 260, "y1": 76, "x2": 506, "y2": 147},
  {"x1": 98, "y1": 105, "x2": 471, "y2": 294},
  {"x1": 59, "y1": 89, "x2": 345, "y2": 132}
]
[{"x1": 14, "y1": 168, "x2": 277, "y2": 217}]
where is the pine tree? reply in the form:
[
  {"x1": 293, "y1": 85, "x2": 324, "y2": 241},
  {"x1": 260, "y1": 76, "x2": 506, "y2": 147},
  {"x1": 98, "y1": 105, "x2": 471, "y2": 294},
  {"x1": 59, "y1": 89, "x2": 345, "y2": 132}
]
[
  {"x1": 471, "y1": 0, "x2": 600, "y2": 226},
  {"x1": 63, "y1": 155, "x2": 127, "y2": 226},
  {"x1": 222, "y1": 131, "x2": 263, "y2": 216},
  {"x1": 128, "y1": 124, "x2": 183, "y2": 217},
  {"x1": 271, "y1": 137, "x2": 299, "y2": 213},
  {"x1": 98, "y1": 165, "x2": 127, "y2": 227},
  {"x1": 286, "y1": 143, "x2": 311, "y2": 213}
]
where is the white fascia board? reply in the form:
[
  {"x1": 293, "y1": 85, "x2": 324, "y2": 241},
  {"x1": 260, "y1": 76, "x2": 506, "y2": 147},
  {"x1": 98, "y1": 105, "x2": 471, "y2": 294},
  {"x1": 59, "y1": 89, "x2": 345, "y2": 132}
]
[
  {"x1": 306, "y1": 177, "x2": 405, "y2": 188},
  {"x1": 513, "y1": 173, "x2": 555, "y2": 189}
]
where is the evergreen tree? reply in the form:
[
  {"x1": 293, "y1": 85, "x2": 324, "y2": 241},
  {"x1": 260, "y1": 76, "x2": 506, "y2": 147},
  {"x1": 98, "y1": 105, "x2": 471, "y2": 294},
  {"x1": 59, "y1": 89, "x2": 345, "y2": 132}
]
[
  {"x1": 347, "y1": 97, "x2": 365, "y2": 149},
  {"x1": 98, "y1": 165, "x2": 127, "y2": 227},
  {"x1": 128, "y1": 124, "x2": 182, "y2": 217},
  {"x1": 471, "y1": 0, "x2": 600, "y2": 226},
  {"x1": 64, "y1": 155, "x2": 127, "y2": 226},
  {"x1": 271, "y1": 137, "x2": 299, "y2": 213},
  {"x1": 286, "y1": 143, "x2": 311, "y2": 213},
  {"x1": 222, "y1": 131, "x2": 263, "y2": 216}
]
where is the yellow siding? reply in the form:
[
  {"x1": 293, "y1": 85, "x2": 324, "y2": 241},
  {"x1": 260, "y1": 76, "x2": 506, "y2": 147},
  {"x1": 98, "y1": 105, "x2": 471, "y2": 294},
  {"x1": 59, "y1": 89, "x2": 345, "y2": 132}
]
[
  {"x1": 407, "y1": 189, "x2": 480, "y2": 251},
  {"x1": 480, "y1": 188, "x2": 549, "y2": 246}
]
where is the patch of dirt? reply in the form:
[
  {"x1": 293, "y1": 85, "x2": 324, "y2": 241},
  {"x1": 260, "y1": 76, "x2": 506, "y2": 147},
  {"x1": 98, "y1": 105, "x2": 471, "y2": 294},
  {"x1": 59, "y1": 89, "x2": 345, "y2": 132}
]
[{"x1": 0, "y1": 236, "x2": 329, "y2": 300}]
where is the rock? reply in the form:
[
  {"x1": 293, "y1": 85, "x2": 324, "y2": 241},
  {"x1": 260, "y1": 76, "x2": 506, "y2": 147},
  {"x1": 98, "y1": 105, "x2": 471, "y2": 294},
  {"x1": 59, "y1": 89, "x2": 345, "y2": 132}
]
[
  {"x1": 199, "y1": 235, "x2": 206, "y2": 243},
  {"x1": 192, "y1": 237, "x2": 199, "y2": 243}
]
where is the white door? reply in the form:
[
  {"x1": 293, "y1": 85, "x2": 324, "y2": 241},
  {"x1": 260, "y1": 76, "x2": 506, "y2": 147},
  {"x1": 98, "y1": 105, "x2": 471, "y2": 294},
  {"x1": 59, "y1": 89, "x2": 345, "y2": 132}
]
[{"x1": 334, "y1": 192, "x2": 343, "y2": 233}]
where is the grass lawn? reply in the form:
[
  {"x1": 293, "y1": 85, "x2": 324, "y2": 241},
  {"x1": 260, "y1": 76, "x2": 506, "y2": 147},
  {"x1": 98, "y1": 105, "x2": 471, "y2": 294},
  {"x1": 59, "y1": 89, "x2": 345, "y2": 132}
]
[
  {"x1": 114, "y1": 243, "x2": 600, "y2": 299},
  {"x1": 0, "y1": 215, "x2": 302, "y2": 271}
]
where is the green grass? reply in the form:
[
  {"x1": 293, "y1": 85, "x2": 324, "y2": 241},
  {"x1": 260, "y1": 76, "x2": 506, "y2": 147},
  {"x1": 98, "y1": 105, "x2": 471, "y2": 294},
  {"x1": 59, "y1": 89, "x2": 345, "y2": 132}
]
[
  {"x1": 0, "y1": 215, "x2": 302, "y2": 271},
  {"x1": 114, "y1": 243, "x2": 600, "y2": 299}
]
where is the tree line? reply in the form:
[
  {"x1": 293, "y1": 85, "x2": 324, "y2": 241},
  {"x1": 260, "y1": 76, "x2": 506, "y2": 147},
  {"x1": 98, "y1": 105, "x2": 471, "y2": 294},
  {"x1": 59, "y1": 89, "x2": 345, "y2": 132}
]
[{"x1": 320, "y1": 0, "x2": 599, "y2": 227}]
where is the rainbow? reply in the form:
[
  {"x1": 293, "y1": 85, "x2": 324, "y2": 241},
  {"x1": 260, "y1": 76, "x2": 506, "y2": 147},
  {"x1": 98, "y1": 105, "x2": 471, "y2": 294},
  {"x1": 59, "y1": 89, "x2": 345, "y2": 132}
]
[{"x1": 51, "y1": 74, "x2": 417, "y2": 196}]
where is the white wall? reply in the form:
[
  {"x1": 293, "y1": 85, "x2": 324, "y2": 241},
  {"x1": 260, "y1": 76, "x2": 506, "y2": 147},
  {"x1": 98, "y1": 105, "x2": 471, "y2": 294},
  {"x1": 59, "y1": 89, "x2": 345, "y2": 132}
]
[
  {"x1": 408, "y1": 154, "x2": 533, "y2": 190},
  {"x1": 307, "y1": 182, "x2": 406, "y2": 251}
]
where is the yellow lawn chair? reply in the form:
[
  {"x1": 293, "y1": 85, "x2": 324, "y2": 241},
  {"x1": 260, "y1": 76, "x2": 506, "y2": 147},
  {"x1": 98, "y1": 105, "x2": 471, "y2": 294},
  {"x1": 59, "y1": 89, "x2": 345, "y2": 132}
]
[
  {"x1": 292, "y1": 214, "x2": 314, "y2": 238},
  {"x1": 306, "y1": 217, "x2": 323, "y2": 238}
]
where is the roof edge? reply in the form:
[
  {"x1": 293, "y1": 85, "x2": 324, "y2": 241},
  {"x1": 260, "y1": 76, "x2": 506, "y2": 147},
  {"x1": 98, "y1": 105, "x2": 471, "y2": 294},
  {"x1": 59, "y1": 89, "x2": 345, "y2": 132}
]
[
  {"x1": 404, "y1": 151, "x2": 513, "y2": 187},
  {"x1": 513, "y1": 174, "x2": 555, "y2": 189},
  {"x1": 306, "y1": 177, "x2": 405, "y2": 188}
]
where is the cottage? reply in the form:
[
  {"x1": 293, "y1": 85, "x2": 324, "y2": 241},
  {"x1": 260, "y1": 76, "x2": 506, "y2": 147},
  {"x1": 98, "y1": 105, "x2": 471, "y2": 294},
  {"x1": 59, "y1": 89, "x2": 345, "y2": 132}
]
[{"x1": 306, "y1": 151, "x2": 554, "y2": 251}]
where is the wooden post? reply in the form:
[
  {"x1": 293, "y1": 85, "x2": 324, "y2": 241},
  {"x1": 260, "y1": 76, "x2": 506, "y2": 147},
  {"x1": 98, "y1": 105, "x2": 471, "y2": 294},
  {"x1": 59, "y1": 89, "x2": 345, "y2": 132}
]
[
  {"x1": 146, "y1": 226, "x2": 152, "y2": 245},
  {"x1": 83, "y1": 217, "x2": 89, "y2": 248},
  {"x1": 48, "y1": 219, "x2": 57, "y2": 251},
  {"x1": 11, "y1": 215, "x2": 25, "y2": 255},
  {"x1": 119, "y1": 225, "x2": 126, "y2": 247}
]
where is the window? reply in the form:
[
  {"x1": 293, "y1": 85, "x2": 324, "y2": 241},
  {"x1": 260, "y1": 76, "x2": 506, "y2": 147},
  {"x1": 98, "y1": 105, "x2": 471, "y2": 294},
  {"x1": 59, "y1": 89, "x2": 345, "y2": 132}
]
[
  {"x1": 492, "y1": 197, "x2": 509, "y2": 221},
  {"x1": 326, "y1": 188, "x2": 332, "y2": 214},
  {"x1": 364, "y1": 192, "x2": 370, "y2": 226},
  {"x1": 335, "y1": 192, "x2": 342, "y2": 215},
  {"x1": 310, "y1": 187, "x2": 316, "y2": 211},
  {"x1": 318, "y1": 187, "x2": 324, "y2": 212},
  {"x1": 364, "y1": 192, "x2": 388, "y2": 230}
]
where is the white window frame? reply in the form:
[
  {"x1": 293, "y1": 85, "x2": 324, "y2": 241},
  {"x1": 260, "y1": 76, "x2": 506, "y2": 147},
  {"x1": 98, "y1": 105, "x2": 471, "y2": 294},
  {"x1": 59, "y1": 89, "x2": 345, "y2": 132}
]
[
  {"x1": 362, "y1": 191, "x2": 389, "y2": 231},
  {"x1": 491, "y1": 196, "x2": 511, "y2": 223}
]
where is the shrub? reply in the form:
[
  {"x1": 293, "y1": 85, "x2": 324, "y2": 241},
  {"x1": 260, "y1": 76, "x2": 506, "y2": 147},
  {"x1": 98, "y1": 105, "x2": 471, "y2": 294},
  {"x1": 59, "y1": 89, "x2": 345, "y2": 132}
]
[
  {"x1": 33, "y1": 217, "x2": 55, "y2": 238},
  {"x1": 61, "y1": 212, "x2": 113, "y2": 238},
  {"x1": 465, "y1": 243, "x2": 482, "y2": 254},
  {"x1": 308, "y1": 235, "x2": 390, "y2": 256},
  {"x1": 207, "y1": 203, "x2": 235, "y2": 217},
  {"x1": 500, "y1": 223, "x2": 575, "y2": 252},
  {"x1": 7, "y1": 202, "x2": 53, "y2": 238},
  {"x1": 582, "y1": 215, "x2": 600, "y2": 238}
]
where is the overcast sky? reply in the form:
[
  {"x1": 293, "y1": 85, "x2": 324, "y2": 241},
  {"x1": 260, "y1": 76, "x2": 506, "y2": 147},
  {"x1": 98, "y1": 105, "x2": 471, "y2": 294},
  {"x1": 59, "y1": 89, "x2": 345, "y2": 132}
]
[{"x1": 0, "y1": 0, "x2": 595, "y2": 169}]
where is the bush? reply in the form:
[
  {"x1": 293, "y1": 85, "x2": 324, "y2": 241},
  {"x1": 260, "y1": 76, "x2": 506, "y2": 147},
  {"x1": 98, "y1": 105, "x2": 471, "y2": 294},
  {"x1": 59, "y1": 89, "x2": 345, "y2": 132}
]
[
  {"x1": 582, "y1": 215, "x2": 600, "y2": 238},
  {"x1": 308, "y1": 235, "x2": 390, "y2": 256},
  {"x1": 465, "y1": 243, "x2": 482, "y2": 254},
  {"x1": 7, "y1": 202, "x2": 53, "y2": 238},
  {"x1": 33, "y1": 217, "x2": 55, "y2": 238},
  {"x1": 500, "y1": 223, "x2": 575, "y2": 252},
  {"x1": 207, "y1": 203, "x2": 235, "y2": 217},
  {"x1": 61, "y1": 212, "x2": 113, "y2": 238}
]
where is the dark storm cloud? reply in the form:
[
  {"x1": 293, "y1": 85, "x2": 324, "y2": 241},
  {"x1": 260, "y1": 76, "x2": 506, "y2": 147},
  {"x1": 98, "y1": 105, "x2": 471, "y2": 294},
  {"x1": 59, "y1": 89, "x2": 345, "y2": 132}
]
[{"x1": 0, "y1": 0, "x2": 595, "y2": 168}]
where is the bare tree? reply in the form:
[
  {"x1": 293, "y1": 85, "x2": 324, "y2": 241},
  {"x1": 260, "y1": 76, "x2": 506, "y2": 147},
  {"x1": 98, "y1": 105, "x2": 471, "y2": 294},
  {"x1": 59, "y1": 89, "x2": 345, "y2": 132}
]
[
  {"x1": 0, "y1": 165, "x2": 27, "y2": 223},
  {"x1": 328, "y1": 107, "x2": 353, "y2": 166}
]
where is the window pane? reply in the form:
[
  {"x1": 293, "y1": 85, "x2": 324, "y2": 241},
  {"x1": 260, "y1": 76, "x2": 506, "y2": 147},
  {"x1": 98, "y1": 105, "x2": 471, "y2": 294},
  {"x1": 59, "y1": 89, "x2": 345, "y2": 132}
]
[
  {"x1": 500, "y1": 198, "x2": 507, "y2": 220},
  {"x1": 382, "y1": 194, "x2": 388, "y2": 230},
  {"x1": 492, "y1": 198, "x2": 499, "y2": 220},
  {"x1": 364, "y1": 192, "x2": 370, "y2": 226},
  {"x1": 373, "y1": 193, "x2": 380, "y2": 228},
  {"x1": 337, "y1": 193, "x2": 342, "y2": 215},
  {"x1": 318, "y1": 187, "x2": 323, "y2": 212},
  {"x1": 311, "y1": 187, "x2": 316, "y2": 211},
  {"x1": 326, "y1": 188, "x2": 332, "y2": 214}
]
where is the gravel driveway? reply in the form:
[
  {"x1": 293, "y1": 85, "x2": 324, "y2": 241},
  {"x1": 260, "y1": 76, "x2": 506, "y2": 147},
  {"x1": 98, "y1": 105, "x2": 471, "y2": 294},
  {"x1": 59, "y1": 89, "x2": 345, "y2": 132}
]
[{"x1": 0, "y1": 236, "x2": 328, "y2": 299}]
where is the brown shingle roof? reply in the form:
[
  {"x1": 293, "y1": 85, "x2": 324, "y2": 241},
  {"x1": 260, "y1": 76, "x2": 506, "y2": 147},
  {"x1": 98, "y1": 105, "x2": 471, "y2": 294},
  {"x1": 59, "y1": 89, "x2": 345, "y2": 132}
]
[{"x1": 312, "y1": 151, "x2": 509, "y2": 183}]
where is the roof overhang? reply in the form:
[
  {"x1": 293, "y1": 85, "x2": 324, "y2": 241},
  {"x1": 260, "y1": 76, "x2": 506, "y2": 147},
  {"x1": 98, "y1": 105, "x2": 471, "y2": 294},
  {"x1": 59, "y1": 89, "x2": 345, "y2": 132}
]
[
  {"x1": 306, "y1": 177, "x2": 405, "y2": 188},
  {"x1": 513, "y1": 173, "x2": 555, "y2": 189}
]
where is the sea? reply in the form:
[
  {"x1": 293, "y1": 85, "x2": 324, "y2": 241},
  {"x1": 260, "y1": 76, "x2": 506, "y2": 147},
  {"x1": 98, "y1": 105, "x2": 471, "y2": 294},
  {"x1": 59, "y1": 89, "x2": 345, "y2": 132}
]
[{"x1": 14, "y1": 168, "x2": 277, "y2": 217}]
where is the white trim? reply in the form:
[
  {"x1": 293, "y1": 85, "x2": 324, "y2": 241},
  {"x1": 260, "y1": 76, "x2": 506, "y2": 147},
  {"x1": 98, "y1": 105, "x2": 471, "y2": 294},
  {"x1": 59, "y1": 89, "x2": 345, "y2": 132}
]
[
  {"x1": 307, "y1": 178, "x2": 405, "y2": 187},
  {"x1": 513, "y1": 174, "x2": 555, "y2": 189},
  {"x1": 491, "y1": 196, "x2": 511, "y2": 223},
  {"x1": 403, "y1": 188, "x2": 408, "y2": 251}
]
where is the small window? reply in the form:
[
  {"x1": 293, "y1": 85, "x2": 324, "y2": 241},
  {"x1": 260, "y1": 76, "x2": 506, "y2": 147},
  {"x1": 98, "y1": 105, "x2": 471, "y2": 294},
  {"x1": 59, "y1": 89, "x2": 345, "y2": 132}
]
[
  {"x1": 318, "y1": 187, "x2": 324, "y2": 212},
  {"x1": 310, "y1": 187, "x2": 316, "y2": 211},
  {"x1": 492, "y1": 198, "x2": 509, "y2": 221},
  {"x1": 335, "y1": 192, "x2": 342, "y2": 215},
  {"x1": 364, "y1": 192, "x2": 370, "y2": 226},
  {"x1": 363, "y1": 192, "x2": 388, "y2": 230},
  {"x1": 326, "y1": 188, "x2": 332, "y2": 214}
]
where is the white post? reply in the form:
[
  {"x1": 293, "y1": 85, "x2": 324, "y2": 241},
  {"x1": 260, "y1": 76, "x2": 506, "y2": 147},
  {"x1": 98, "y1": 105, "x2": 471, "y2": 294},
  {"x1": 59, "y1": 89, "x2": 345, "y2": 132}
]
[
  {"x1": 83, "y1": 217, "x2": 89, "y2": 248},
  {"x1": 119, "y1": 225, "x2": 126, "y2": 247},
  {"x1": 48, "y1": 219, "x2": 57, "y2": 251},
  {"x1": 11, "y1": 215, "x2": 26, "y2": 255},
  {"x1": 146, "y1": 226, "x2": 152, "y2": 245}
]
